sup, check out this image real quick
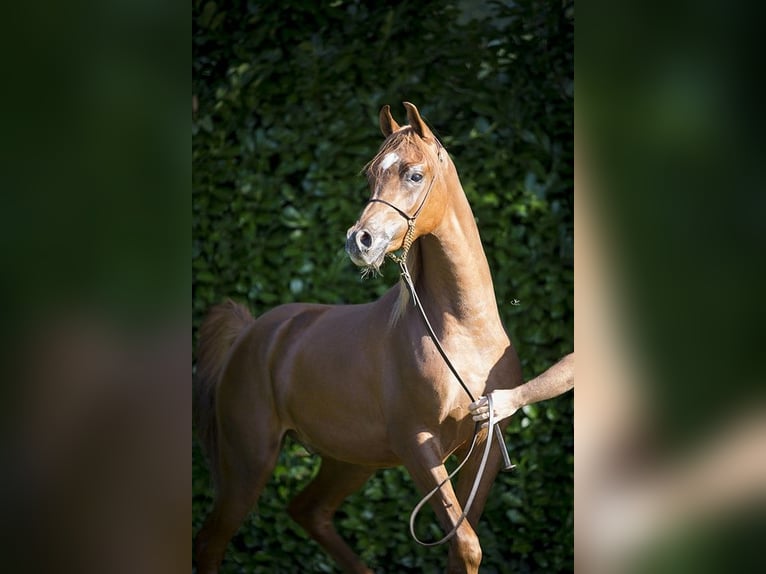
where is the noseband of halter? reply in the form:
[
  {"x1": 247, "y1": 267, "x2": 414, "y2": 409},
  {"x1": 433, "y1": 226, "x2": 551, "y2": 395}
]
[{"x1": 365, "y1": 143, "x2": 444, "y2": 265}]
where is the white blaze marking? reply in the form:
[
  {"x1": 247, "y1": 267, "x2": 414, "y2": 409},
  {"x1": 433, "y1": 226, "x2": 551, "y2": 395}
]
[{"x1": 380, "y1": 152, "x2": 399, "y2": 172}]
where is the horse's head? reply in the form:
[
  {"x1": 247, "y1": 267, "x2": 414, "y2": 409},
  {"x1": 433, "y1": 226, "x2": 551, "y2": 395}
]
[{"x1": 346, "y1": 102, "x2": 447, "y2": 271}]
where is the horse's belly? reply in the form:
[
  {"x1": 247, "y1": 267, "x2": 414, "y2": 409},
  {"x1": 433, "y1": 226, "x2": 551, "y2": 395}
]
[{"x1": 288, "y1": 416, "x2": 399, "y2": 467}]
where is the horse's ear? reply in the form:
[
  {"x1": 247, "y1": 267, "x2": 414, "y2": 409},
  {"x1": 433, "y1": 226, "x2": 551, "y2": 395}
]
[
  {"x1": 402, "y1": 101, "x2": 434, "y2": 140},
  {"x1": 379, "y1": 105, "x2": 400, "y2": 137}
]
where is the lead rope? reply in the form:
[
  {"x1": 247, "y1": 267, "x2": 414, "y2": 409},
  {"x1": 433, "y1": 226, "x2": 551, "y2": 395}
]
[{"x1": 391, "y1": 252, "x2": 515, "y2": 546}]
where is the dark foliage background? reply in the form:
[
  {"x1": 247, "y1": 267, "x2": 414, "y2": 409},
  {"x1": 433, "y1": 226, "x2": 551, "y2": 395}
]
[{"x1": 193, "y1": 1, "x2": 573, "y2": 572}]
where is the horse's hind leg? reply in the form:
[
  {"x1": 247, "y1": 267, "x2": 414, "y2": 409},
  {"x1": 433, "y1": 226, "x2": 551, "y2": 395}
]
[
  {"x1": 194, "y1": 411, "x2": 283, "y2": 573},
  {"x1": 288, "y1": 456, "x2": 374, "y2": 574},
  {"x1": 194, "y1": 436, "x2": 281, "y2": 574}
]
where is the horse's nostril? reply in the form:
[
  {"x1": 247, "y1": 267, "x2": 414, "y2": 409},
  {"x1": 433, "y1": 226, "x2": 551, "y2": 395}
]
[{"x1": 357, "y1": 231, "x2": 373, "y2": 250}]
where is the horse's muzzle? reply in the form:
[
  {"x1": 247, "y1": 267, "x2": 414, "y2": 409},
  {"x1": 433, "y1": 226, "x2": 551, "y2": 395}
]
[{"x1": 345, "y1": 227, "x2": 387, "y2": 268}]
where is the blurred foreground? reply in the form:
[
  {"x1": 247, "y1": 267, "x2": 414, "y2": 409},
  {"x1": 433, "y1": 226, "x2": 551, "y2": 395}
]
[
  {"x1": 576, "y1": 166, "x2": 766, "y2": 573},
  {"x1": 0, "y1": 2, "x2": 189, "y2": 573},
  {"x1": 4, "y1": 314, "x2": 189, "y2": 574},
  {"x1": 577, "y1": 2, "x2": 766, "y2": 571}
]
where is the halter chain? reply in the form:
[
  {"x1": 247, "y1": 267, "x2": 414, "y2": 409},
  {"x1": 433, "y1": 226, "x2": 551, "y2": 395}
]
[{"x1": 388, "y1": 219, "x2": 416, "y2": 265}]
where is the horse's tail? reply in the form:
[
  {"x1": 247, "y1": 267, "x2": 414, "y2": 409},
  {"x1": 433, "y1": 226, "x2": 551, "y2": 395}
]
[{"x1": 194, "y1": 299, "x2": 255, "y2": 487}]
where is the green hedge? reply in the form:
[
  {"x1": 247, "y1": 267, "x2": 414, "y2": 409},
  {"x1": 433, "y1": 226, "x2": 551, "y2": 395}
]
[{"x1": 193, "y1": 1, "x2": 573, "y2": 571}]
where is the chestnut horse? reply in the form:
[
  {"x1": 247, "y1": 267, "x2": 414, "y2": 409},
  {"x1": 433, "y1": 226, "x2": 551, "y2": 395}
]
[{"x1": 194, "y1": 102, "x2": 523, "y2": 573}]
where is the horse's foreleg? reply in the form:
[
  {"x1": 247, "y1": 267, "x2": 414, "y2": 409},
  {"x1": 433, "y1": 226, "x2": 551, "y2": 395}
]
[
  {"x1": 401, "y1": 431, "x2": 482, "y2": 574},
  {"x1": 287, "y1": 457, "x2": 374, "y2": 574},
  {"x1": 454, "y1": 425, "x2": 505, "y2": 528}
]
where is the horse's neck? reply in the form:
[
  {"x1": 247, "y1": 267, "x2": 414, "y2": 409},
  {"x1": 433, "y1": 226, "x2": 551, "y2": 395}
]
[{"x1": 414, "y1": 178, "x2": 501, "y2": 328}]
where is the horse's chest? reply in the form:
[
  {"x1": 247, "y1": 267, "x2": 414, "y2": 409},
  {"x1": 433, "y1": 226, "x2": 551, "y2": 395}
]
[{"x1": 411, "y1": 329, "x2": 504, "y2": 390}]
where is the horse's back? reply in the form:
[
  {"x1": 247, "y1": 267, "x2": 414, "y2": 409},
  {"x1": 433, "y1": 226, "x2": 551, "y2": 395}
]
[{"x1": 223, "y1": 301, "x2": 338, "y2": 388}]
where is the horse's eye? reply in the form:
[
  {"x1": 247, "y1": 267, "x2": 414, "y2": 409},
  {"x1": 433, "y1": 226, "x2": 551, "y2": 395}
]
[{"x1": 410, "y1": 172, "x2": 424, "y2": 183}]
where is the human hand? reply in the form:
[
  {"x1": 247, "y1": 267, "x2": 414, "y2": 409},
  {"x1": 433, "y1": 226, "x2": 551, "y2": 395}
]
[
  {"x1": 468, "y1": 390, "x2": 520, "y2": 426},
  {"x1": 468, "y1": 396, "x2": 491, "y2": 424}
]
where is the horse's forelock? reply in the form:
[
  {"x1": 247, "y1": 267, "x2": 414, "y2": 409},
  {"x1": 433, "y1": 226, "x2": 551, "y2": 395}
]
[{"x1": 364, "y1": 128, "x2": 438, "y2": 180}]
